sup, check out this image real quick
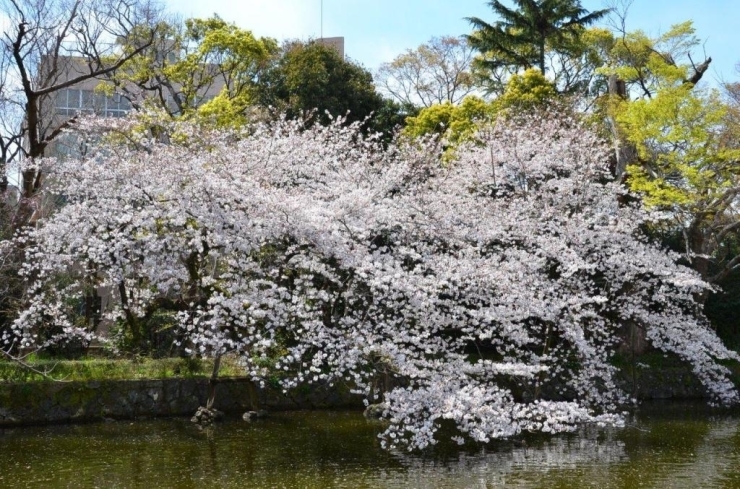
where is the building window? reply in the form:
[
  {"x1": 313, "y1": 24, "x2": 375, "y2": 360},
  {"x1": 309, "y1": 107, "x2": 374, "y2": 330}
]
[
  {"x1": 105, "y1": 93, "x2": 131, "y2": 117},
  {"x1": 55, "y1": 88, "x2": 131, "y2": 117}
]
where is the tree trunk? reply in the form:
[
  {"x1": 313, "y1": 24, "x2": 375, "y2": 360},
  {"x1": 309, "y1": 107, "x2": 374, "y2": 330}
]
[
  {"x1": 538, "y1": 40, "x2": 546, "y2": 75},
  {"x1": 0, "y1": 158, "x2": 7, "y2": 194},
  {"x1": 118, "y1": 280, "x2": 142, "y2": 349},
  {"x1": 607, "y1": 75, "x2": 638, "y2": 181},
  {"x1": 206, "y1": 355, "x2": 222, "y2": 409},
  {"x1": 687, "y1": 224, "x2": 713, "y2": 305},
  {"x1": 689, "y1": 228, "x2": 710, "y2": 281}
]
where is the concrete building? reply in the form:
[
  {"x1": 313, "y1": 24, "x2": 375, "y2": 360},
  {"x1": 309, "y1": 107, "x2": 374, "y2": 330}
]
[
  {"x1": 317, "y1": 37, "x2": 345, "y2": 58},
  {"x1": 43, "y1": 53, "x2": 225, "y2": 157}
]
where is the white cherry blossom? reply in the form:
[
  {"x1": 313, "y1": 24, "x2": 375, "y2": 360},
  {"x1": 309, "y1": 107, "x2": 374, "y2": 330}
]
[{"x1": 5, "y1": 109, "x2": 738, "y2": 449}]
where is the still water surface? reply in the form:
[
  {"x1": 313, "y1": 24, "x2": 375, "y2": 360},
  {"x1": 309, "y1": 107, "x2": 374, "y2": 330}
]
[{"x1": 2, "y1": 402, "x2": 740, "y2": 488}]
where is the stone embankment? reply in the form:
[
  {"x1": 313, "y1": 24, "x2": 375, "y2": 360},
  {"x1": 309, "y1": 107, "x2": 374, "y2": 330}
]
[
  {"x1": 0, "y1": 362, "x2": 714, "y2": 427},
  {"x1": 0, "y1": 377, "x2": 357, "y2": 427}
]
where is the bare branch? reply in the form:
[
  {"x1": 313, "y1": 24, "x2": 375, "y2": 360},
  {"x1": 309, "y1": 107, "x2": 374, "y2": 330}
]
[{"x1": 1, "y1": 346, "x2": 70, "y2": 382}]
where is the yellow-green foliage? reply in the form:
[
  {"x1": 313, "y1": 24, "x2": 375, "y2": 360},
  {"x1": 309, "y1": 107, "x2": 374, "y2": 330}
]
[
  {"x1": 404, "y1": 69, "x2": 557, "y2": 147},
  {"x1": 111, "y1": 16, "x2": 276, "y2": 128},
  {"x1": 497, "y1": 69, "x2": 557, "y2": 111},
  {"x1": 588, "y1": 19, "x2": 740, "y2": 212},
  {"x1": 579, "y1": 27, "x2": 614, "y2": 66},
  {"x1": 194, "y1": 91, "x2": 252, "y2": 129},
  {"x1": 597, "y1": 21, "x2": 701, "y2": 96},
  {"x1": 404, "y1": 96, "x2": 495, "y2": 144},
  {"x1": 618, "y1": 85, "x2": 740, "y2": 208},
  {"x1": 173, "y1": 17, "x2": 276, "y2": 120}
]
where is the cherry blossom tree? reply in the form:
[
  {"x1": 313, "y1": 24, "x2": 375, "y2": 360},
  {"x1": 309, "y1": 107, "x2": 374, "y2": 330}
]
[{"x1": 4, "y1": 108, "x2": 738, "y2": 449}]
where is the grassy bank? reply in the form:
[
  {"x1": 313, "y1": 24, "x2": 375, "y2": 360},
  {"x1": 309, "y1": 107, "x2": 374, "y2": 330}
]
[
  {"x1": 0, "y1": 356, "x2": 247, "y2": 383},
  {"x1": 4, "y1": 351, "x2": 740, "y2": 395}
]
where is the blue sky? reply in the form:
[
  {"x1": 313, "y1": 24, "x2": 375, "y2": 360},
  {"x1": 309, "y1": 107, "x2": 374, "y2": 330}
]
[{"x1": 165, "y1": 0, "x2": 739, "y2": 86}]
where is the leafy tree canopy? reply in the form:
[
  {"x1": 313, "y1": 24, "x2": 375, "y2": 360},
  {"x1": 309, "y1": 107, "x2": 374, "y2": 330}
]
[
  {"x1": 595, "y1": 21, "x2": 711, "y2": 99},
  {"x1": 596, "y1": 21, "x2": 735, "y2": 282},
  {"x1": 255, "y1": 40, "x2": 384, "y2": 127},
  {"x1": 404, "y1": 69, "x2": 557, "y2": 147},
  {"x1": 112, "y1": 15, "x2": 277, "y2": 128},
  {"x1": 467, "y1": 0, "x2": 610, "y2": 76}
]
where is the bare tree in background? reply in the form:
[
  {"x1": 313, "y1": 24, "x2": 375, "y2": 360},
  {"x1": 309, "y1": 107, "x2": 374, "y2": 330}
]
[
  {"x1": 375, "y1": 36, "x2": 476, "y2": 108},
  {"x1": 0, "y1": 46, "x2": 24, "y2": 195},
  {"x1": 0, "y1": 0, "x2": 163, "y2": 205},
  {"x1": 0, "y1": 0, "x2": 164, "y2": 369}
]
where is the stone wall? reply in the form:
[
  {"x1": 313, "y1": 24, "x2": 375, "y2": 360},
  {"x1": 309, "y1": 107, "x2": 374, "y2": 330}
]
[
  {"x1": 0, "y1": 377, "x2": 360, "y2": 427},
  {"x1": 0, "y1": 363, "x2": 714, "y2": 427}
]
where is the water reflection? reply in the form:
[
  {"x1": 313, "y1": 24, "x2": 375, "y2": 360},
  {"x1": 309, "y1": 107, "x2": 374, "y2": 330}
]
[
  {"x1": 387, "y1": 426, "x2": 627, "y2": 488},
  {"x1": 1, "y1": 402, "x2": 739, "y2": 488}
]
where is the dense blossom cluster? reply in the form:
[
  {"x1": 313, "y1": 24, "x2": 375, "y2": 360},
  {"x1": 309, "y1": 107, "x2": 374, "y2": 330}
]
[{"x1": 5, "y1": 111, "x2": 738, "y2": 449}]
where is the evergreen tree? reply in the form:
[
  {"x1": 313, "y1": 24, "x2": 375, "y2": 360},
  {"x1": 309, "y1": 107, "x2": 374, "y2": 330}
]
[{"x1": 467, "y1": 0, "x2": 610, "y2": 75}]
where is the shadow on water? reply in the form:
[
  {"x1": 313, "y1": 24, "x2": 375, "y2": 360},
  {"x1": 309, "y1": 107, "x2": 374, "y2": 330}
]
[{"x1": 2, "y1": 401, "x2": 740, "y2": 488}]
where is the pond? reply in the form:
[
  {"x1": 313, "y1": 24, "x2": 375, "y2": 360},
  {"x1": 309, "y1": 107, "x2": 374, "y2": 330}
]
[{"x1": 2, "y1": 401, "x2": 739, "y2": 488}]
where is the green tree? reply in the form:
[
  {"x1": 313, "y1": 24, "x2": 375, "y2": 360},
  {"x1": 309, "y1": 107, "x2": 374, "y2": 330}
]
[
  {"x1": 404, "y1": 95, "x2": 495, "y2": 144},
  {"x1": 598, "y1": 21, "x2": 712, "y2": 99},
  {"x1": 404, "y1": 69, "x2": 557, "y2": 149},
  {"x1": 368, "y1": 98, "x2": 419, "y2": 143},
  {"x1": 583, "y1": 21, "x2": 716, "y2": 180},
  {"x1": 615, "y1": 72, "x2": 740, "y2": 284},
  {"x1": 719, "y1": 69, "x2": 740, "y2": 150},
  {"x1": 110, "y1": 15, "x2": 277, "y2": 128},
  {"x1": 498, "y1": 68, "x2": 558, "y2": 109},
  {"x1": 466, "y1": 0, "x2": 610, "y2": 76},
  {"x1": 255, "y1": 40, "x2": 383, "y2": 127}
]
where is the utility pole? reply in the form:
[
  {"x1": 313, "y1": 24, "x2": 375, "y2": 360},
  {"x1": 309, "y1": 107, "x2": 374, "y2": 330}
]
[{"x1": 320, "y1": 0, "x2": 323, "y2": 39}]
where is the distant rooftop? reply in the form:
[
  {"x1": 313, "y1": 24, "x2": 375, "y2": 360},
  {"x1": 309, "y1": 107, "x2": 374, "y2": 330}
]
[{"x1": 317, "y1": 37, "x2": 344, "y2": 59}]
